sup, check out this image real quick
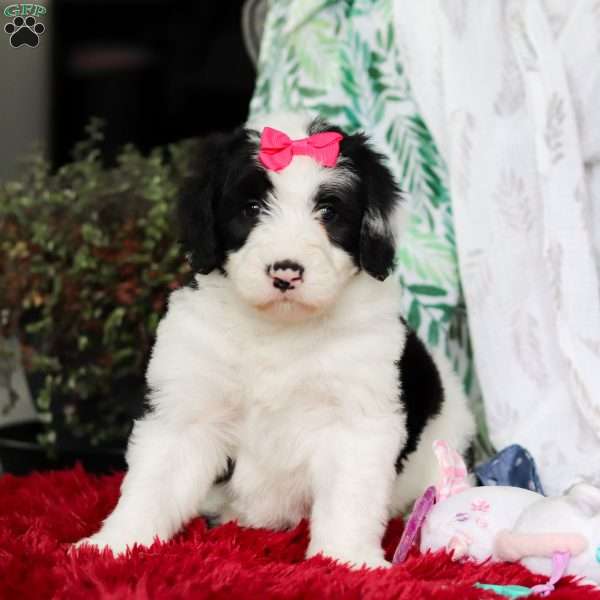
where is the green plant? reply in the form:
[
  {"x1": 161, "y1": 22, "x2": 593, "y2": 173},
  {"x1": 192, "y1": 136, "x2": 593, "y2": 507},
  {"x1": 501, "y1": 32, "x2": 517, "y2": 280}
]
[{"x1": 0, "y1": 120, "x2": 196, "y2": 450}]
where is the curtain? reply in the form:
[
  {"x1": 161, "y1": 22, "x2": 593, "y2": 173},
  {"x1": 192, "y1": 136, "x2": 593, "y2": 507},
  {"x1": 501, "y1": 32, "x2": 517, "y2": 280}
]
[{"x1": 395, "y1": 0, "x2": 600, "y2": 495}]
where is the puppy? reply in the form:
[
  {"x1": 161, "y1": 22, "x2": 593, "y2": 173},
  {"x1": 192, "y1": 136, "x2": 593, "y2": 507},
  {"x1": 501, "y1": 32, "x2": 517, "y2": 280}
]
[{"x1": 78, "y1": 114, "x2": 474, "y2": 568}]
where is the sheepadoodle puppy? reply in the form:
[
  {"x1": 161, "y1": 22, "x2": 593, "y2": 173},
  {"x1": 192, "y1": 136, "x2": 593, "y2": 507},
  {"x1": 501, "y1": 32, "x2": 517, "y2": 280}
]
[{"x1": 78, "y1": 114, "x2": 474, "y2": 568}]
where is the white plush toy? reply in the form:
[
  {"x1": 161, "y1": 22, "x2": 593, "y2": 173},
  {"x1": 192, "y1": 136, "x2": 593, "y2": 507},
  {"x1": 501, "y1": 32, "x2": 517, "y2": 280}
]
[{"x1": 393, "y1": 441, "x2": 600, "y2": 597}]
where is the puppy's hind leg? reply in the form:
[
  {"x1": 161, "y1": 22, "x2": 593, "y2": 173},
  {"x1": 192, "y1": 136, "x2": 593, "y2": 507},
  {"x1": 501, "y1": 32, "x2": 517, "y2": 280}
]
[{"x1": 77, "y1": 413, "x2": 231, "y2": 554}]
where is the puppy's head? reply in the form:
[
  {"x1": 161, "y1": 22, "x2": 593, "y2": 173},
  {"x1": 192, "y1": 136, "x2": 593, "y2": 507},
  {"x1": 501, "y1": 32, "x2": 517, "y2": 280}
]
[{"x1": 178, "y1": 115, "x2": 403, "y2": 321}]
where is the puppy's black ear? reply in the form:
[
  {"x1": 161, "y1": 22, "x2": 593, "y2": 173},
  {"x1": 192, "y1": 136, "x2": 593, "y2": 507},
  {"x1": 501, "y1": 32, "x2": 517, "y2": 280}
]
[
  {"x1": 177, "y1": 134, "x2": 229, "y2": 274},
  {"x1": 342, "y1": 133, "x2": 403, "y2": 281}
]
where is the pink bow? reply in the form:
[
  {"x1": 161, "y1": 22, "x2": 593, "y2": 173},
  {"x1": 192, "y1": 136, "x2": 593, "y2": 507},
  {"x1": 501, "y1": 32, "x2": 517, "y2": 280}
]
[{"x1": 258, "y1": 127, "x2": 343, "y2": 172}]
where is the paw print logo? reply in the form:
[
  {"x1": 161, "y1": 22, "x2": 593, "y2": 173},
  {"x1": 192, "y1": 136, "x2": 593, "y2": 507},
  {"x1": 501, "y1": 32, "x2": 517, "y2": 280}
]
[{"x1": 4, "y1": 16, "x2": 45, "y2": 48}]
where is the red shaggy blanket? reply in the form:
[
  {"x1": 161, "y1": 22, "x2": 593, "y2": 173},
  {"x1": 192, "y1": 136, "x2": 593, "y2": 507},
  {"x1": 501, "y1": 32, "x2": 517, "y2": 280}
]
[{"x1": 1, "y1": 466, "x2": 599, "y2": 599}]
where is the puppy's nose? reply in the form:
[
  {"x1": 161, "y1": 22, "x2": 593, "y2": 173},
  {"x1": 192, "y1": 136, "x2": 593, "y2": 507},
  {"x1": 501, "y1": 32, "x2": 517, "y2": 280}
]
[{"x1": 267, "y1": 260, "x2": 304, "y2": 292}]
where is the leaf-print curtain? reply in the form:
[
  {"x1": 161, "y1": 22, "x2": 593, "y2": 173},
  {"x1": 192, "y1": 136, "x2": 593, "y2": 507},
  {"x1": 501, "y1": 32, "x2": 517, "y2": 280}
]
[
  {"x1": 395, "y1": 0, "x2": 600, "y2": 495},
  {"x1": 248, "y1": 0, "x2": 491, "y2": 457}
]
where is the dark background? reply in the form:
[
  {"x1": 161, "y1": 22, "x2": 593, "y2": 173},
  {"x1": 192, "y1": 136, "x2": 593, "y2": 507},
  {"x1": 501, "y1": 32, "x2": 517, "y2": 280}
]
[
  {"x1": 0, "y1": 0, "x2": 261, "y2": 471},
  {"x1": 50, "y1": 0, "x2": 256, "y2": 167}
]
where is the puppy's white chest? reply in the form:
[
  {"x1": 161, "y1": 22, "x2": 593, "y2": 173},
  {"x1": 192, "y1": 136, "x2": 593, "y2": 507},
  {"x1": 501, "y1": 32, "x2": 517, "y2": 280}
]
[
  {"x1": 224, "y1": 335, "x2": 340, "y2": 527},
  {"x1": 228, "y1": 399, "x2": 319, "y2": 529}
]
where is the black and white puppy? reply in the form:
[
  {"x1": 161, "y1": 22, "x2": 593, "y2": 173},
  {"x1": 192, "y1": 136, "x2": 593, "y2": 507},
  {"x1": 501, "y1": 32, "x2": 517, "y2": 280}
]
[{"x1": 79, "y1": 114, "x2": 474, "y2": 568}]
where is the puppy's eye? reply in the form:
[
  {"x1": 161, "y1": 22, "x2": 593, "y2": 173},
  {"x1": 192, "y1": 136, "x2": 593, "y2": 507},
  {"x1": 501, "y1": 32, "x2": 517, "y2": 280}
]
[
  {"x1": 242, "y1": 201, "x2": 262, "y2": 218},
  {"x1": 317, "y1": 205, "x2": 337, "y2": 223}
]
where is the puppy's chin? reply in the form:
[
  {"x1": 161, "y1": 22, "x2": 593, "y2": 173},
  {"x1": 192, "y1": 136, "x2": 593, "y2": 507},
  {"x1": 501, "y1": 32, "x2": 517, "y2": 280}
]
[{"x1": 253, "y1": 296, "x2": 323, "y2": 322}]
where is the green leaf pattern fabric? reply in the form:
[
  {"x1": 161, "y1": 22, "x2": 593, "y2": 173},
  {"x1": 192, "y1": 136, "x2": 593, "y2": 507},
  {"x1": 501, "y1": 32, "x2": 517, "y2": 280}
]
[{"x1": 249, "y1": 0, "x2": 488, "y2": 449}]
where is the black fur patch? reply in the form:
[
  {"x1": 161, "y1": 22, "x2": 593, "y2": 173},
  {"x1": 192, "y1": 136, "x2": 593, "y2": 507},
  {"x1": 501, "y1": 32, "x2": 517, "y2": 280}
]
[
  {"x1": 214, "y1": 456, "x2": 235, "y2": 484},
  {"x1": 178, "y1": 129, "x2": 272, "y2": 274},
  {"x1": 395, "y1": 320, "x2": 444, "y2": 472},
  {"x1": 309, "y1": 119, "x2": 402, "y2": 281},
  {"x1": 271, "y1": 259, "x2": 304, "y2": 275},
  {"x1": 312, "y1": 182, "x2": 363, "y2": 264}
]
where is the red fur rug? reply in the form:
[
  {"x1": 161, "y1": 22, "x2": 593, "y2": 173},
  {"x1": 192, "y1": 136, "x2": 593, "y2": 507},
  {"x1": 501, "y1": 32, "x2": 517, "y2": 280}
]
[{"x1": 1, "y1": 466, "x2": 599, "y2": 599}]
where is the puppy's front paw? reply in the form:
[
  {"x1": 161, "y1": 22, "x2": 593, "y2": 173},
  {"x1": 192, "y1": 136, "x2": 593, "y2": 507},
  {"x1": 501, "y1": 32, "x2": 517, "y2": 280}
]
[
  {"x1": 347, "y1": 554, "x2": 391, "y2": 569},
  {"x1": 73, "y1": 531, "x2": 148, "y2": 555},
  {"x1": 307, "y1": 544, "x2": 391, "y2": 570}
]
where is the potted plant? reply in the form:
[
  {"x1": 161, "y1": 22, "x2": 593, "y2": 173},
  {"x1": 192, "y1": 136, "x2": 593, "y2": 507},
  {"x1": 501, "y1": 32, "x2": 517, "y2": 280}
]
[{"x1": 0, "y1": 121, "x2": 196, "y2": 474}]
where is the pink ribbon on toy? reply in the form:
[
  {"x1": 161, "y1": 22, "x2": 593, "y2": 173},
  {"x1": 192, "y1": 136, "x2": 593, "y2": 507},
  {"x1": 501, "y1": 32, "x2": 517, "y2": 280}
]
[
  {"x1": 531, "y1": 551, "x2": 570, "y2": 596},
  {"x1": 392, "y1": 442, "x2": 472, "y2": 564},
  {"x1": 392, "y1": 486, "x2": 437, "y2": 564},
  {"x1": 258, "y1": 127, "x2": 343, "y2": 172},
  {"x1": 433, "y1": 440, "x2": 471, "y2": 502}
]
